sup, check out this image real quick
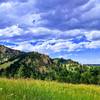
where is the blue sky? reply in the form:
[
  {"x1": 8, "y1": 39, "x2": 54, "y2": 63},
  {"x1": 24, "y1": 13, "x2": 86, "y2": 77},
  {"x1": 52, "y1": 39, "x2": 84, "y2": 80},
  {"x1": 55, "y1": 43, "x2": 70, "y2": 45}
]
[{"x1": 0, "y1": 0, "x2": 100, "y2": 64}]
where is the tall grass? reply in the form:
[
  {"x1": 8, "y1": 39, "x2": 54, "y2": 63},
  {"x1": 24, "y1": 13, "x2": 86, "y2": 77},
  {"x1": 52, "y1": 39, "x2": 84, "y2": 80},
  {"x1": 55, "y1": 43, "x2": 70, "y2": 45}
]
[{"x1": 0, "y1": 78, "x2": 100, "y2": 100}]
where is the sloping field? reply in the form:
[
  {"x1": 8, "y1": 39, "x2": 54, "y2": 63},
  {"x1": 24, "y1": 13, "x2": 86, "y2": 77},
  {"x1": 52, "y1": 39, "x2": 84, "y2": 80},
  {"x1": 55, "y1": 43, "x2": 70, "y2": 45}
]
[
  {"x1": 0, "y1": 59, "x2": 18, "y2": 69},
  {"x1": 0, "y1": 78, "x2": 100, "y2": 100}
]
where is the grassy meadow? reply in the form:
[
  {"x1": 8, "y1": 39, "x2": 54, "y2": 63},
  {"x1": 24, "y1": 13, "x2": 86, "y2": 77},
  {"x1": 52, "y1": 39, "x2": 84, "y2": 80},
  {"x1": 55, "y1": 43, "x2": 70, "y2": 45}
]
[{"x1": 0, "y1": 78, "x2": 100, "y2": 100}]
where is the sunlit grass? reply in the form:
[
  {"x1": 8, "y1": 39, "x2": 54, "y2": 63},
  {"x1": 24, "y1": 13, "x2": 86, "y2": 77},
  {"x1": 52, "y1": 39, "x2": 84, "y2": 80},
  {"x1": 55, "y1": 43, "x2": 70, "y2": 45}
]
[
  {"x1": 0, "y1": 78, "x2": 100, "y2": 100},
  {"x1": 0, "y1": 59, "x2": 18, "y2": 69}
]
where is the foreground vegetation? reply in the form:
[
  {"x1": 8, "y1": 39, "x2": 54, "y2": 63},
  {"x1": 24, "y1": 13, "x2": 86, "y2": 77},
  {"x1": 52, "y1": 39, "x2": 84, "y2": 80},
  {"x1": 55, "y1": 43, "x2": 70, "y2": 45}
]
[
  {"x1": 0, "y1": 78, "x2": 100, "y2": 100},
  {"x1": 1, "y1": 59, "x2": 100, "y2": 85}
]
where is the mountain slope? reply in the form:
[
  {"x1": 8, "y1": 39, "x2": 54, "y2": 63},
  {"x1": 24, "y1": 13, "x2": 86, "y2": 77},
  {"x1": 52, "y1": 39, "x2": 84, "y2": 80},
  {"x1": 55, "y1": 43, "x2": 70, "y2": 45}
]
[
  {"x1": 0, "y1": 50, "x2": 54, "y2": 78},
  {"x1": 0, "y1": 45, "x2": 81, "y2": 80},
  {"x1": 0, "y1": 45, "x2": 23, "y2": 64},
  {"x1": 1, "y1": 45, "x2": 99, "y2": 85}
]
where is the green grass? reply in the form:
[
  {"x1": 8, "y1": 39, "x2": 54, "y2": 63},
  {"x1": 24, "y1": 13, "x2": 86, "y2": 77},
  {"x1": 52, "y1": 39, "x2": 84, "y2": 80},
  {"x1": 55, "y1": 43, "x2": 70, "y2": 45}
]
[
  {"x1": 0, "y1": 78, "x2": 100, "y2": 100},
  {"x1": 0, "y1": 59, "x2": 18, "y2": 69}
]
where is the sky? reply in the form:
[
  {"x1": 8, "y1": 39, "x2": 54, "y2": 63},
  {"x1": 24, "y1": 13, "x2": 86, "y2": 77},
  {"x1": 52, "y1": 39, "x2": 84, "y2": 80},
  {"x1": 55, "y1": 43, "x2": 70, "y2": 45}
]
[{"x1": 0, "y1": 0, "x2": 100, "y2": 64}]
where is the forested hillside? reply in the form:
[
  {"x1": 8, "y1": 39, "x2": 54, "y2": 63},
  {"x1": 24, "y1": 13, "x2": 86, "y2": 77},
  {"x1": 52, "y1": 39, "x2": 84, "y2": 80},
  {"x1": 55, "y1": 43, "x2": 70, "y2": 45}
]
[{"x1": 0, "y1": 45, "x2": 100, "y2": 84}]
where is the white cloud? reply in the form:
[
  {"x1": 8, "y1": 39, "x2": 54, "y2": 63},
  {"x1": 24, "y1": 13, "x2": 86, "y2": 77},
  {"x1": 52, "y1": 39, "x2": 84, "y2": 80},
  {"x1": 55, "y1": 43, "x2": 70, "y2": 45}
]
[
  {"x1": 0, "y1": 2, "x2": 13, "y2": 12},
  {"x1": 12, "y1": 42, "x2": 34, "y2": 52},
  {"x1": 0, "y1": 25, "x2": 23, "y2": 37},
  {"x1": 84, "y1": 30, "x2": 100, "y2": 40},
  {"x1": 84, "y1": 41, "x2": 100, "y2": 49},
  {"x1": 12, "y1": 39, "x2": 82, "y2": 54},
  {"x1": 28, "y1": 27, "x2": 83, "y2": 39}
]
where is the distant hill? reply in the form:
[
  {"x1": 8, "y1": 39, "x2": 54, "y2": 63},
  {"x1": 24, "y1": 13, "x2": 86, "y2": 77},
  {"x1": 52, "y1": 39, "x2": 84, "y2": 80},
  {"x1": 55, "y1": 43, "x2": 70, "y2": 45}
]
[
  {"x1": 84, "y1": 64, "x2": 100, "y2": 67},
  {"x1": 53, "y1": 58, "x2": 79, "y2": 64}
]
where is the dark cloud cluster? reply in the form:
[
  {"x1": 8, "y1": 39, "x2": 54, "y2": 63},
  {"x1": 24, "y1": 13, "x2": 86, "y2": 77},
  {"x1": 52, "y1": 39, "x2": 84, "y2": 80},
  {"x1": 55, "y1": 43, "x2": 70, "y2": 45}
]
[
  {"x1": 0, "y1": 0, "x2": 99, "y2": 31},
  {"x1": 0, "y1": 0, "x2": 28, "y2": 3},
  {"x1": 0, "y1": 0, "x2": 8, "y2": 3},
  {"x1": 35, "y1": 0, "x2": 89, "y2": 11},
  {"x1": 35, "y1": 0, "x2": 100, "y2": 30}
]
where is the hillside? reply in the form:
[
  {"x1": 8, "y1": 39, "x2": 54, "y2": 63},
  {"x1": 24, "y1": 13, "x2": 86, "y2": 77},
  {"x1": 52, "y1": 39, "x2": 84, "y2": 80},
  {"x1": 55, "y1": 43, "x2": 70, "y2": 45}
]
[
  {"x1": 0, "y1": 45, "x2": 23, "y2": 64},
  {"x1": 0, "y1": 45, "x2": 100, "y2": 84},
  {"x1": 0, "y1": 78, "x2": 100, "y2": 100},
  {"x1": 0, "y1": 45, "x2": 80, "y2": 79}
]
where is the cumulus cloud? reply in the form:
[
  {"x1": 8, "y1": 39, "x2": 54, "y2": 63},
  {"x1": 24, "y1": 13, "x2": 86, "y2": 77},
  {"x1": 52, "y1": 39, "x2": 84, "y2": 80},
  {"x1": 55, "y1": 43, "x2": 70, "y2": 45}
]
[
  {"x1": 82, "y1": 41, "x2": 100, "y2": 49},
  {"x1": 0, "y1": 25, "x2": 23, "y2": 37},
  {"x1": 85, "y1": 30, "x2": 100, "y2": 41},
  {"x1": 1, "y1": 24, "x2": 100, "y2": 53},
  {"x1": 11, "y1": 39, "x2": 82, "y2": 54}
]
